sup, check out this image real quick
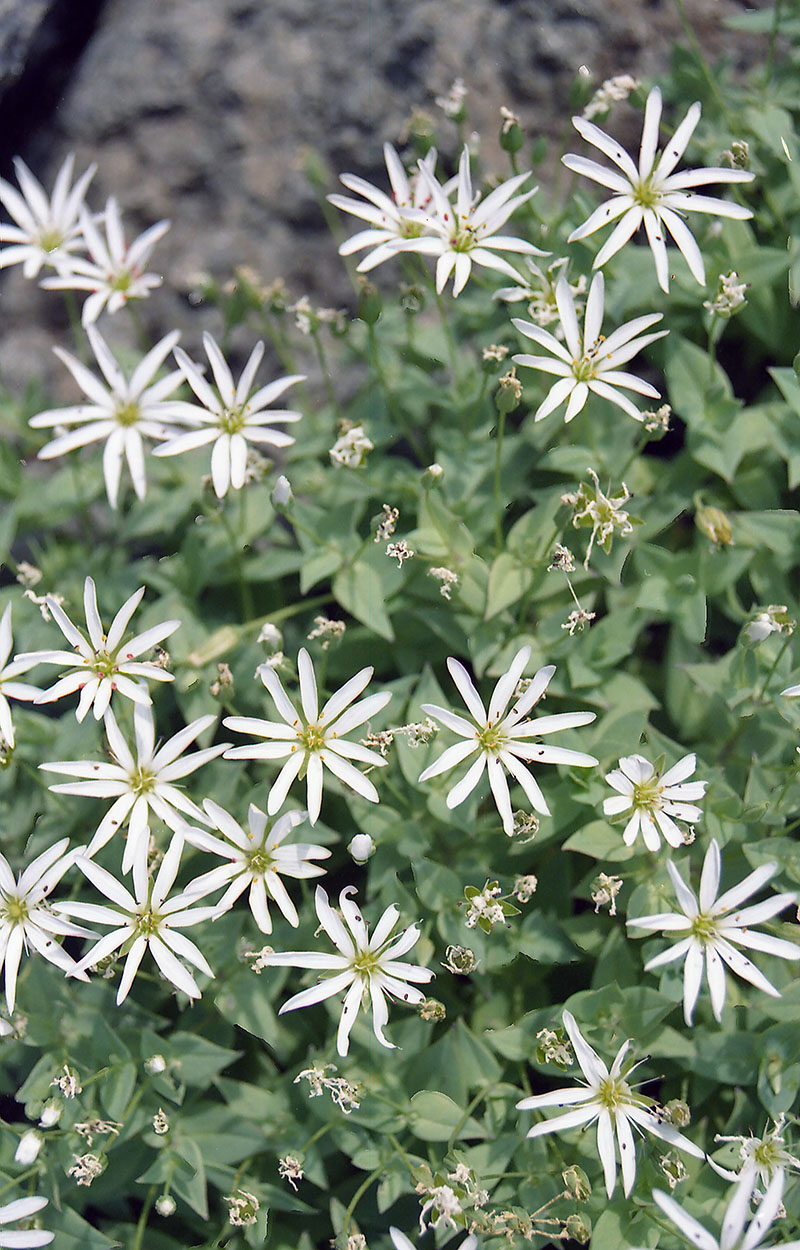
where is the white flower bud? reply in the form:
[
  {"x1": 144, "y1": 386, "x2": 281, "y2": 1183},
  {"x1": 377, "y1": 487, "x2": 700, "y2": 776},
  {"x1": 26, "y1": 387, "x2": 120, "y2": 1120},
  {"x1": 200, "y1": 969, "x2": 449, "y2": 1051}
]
[
  {"x1": 15, "y1": 1129, "x2": 43, "y2": 1163},
  {"x1": 156, "y1": 1195, "x2": 176, "y2": 1216},
  {"x1": 39, "y1": 1099, "x2": 62, "y2": 1128},
  {"x1": 145, "y1": 1054, "x2": 167, "y2": 1075},
  {"x1": 272, "y1": 475, "x2": 293, "y2": 509},
  {"x1": 257, "y1": 622, "x2": 282, "y2": 649},
  {"x1": 348, "y1": 833, "x2": 374, "y2": 863}
]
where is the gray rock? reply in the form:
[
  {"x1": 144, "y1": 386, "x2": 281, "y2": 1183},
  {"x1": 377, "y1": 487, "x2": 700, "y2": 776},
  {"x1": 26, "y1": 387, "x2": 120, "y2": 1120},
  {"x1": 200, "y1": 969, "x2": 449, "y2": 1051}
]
[{"x1": 0, "y1": 0, "x2": 768, "y2": 393}]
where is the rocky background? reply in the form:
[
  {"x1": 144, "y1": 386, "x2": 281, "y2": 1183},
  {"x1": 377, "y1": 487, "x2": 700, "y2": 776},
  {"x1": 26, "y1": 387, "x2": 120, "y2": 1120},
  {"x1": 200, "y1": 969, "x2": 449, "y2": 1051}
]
[{"x1": 0, "y1": 0, "x2": 770, "y2": 393}]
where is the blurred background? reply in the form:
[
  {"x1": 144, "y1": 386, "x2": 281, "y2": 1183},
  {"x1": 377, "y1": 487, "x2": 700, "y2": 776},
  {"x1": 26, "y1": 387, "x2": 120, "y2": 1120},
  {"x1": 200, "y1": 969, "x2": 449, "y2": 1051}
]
[{"x1": 0, "y1": 0, "x2": 769, "y2": 393}]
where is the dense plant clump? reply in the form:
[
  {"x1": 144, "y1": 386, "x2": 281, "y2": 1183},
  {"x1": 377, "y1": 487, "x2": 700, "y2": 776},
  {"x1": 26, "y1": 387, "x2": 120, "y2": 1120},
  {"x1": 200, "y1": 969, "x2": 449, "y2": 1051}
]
[{"x1": 0, "y1": 7, "x2": 799, "y2": 1249}]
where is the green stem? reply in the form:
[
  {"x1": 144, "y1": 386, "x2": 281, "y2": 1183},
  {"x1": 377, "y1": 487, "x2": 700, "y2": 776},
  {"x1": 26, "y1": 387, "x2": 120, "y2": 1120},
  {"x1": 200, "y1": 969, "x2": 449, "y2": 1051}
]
[
  {"x1": 447, "y1": 1085, "x2": 493, "y2": 1151},
  {"x1": 131, "y1": 1184, "x2": 156, "y2": 1250},
  {"x1": 494, "y1": 409, "x2": 507, "y2": 554},
  {"x1": 762, "y1": 0, "x2": 786, "y2": 95},
  {"x1": 311, "y1": 330, "x2": 341, "y2": 421},
  {"x1": 218, "y1": 503, "x2": 254, "y2": 620},
  {"x1": 342, "y1": 1152, "x2": 398, "y2": 1234},
  {"x1": 756, "y1": 633, "x2": 793, "y2": 701}
]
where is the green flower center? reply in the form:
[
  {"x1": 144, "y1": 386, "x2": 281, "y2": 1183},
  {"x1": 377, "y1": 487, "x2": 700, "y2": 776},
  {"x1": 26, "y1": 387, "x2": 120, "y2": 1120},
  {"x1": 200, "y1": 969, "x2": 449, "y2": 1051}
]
[
  {"x1": 131, "y1": 768, "x2": 156, "y2": 795},
  {"x1": 352, "y1": 949, "x2": 382, "y2": 978},
  {"x1": 451, "y1": 220, "x2": 479, "y2": 252},
  {"x1": 690, "y1": 912, "x2": 718, "y2": 943},
  {"x1": 476, "y1": 722, "x2": 507, "y2": 755},
  {"x1": 135, "y1": 907, "x2": 160, "y2": 937},
  {"x1": 219, "y1": 406, "x2": 247, "y2": 435},
  {"x1": 752, "y1": 1139, "x2": 781, "y2": 1168},
  {"x1": 4, "y1": 896, "x2": 28, "y2": 925},
  {"x1": 247, "y1": 849, "x2": 273, "y2": 876},
  {"x1": 299, "y1": 723, "x2": 327, "y2": 752},
  {"x1": 632, "y1": 177, "x2": 662, "y2": 210},
  {"x1": 39, "y1": 229, "x2": 65, "y2": 254},
  {"x1": 111, "y1": 270, "x2": 133, "y2": 293},
  {"x1": 91, "y1": 648, "x2": 120, "y2": 679},
  {"x1": 115, "y1": 400, "x2": 141, "y2": 428},
  {"x1": 596, "y1": 1075, "x2": 631, "y2": 1111},
  {"x1": 401, "y1": 219, "x2": 425, "y2": 239},
  {"x1": 631, "y1": 777, "x2": 664, "y2": 812}
]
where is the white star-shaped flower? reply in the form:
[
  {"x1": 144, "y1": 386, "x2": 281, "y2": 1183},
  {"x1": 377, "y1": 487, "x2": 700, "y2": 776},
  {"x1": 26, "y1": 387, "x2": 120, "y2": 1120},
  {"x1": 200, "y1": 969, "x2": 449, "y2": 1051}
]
[
  {"x1": 0, "y1": 605, "x2": 40, "y2": 749},
  {"x1": 0, "y1": 1195, "x2": 54, "y2": 1248},
  {"x1": 40, "y1": 704, "x2": 230, "y2": 876},
  {"x1": 328, "y1": 143, "x2": 442, "y2": 273},
  {"x1": 563, "y1": 85, "x2": 754, "y2": 292},
  {"x1": 41, "y1": 196, "x2": 169, "y2": 324},
  {"x1": 29, "y1": 325, "x2": 186, "y2": 508},
  {"x1": 418, "y1": 645, "x2": 597, "y2": 836},
  {"x1": 223, "y1": 648, "x2": 391, "y2": 824},
  {"x1": 183, "y1": 799, "x2": 330, "y2": 932},
  {"x1": 0, "y1": 153, "x2": 95, "y2": 278},
  {"x1": 55, "y1": 834, "x2": 217, "y2": 1005},
  {"x1": 152, "y1": 333, "x2": 304, "y2": 498},
  {"x1": 394, "y1": 144, "x2": 546, "y2": 296},
  {"x1": 603, "y1": 752, "x2": 707, "y2": 851},
  {"x1": 0, "y1": 839, "x2": 93, "y2": 1013},
  {"x1": 713, "y1": 1115, "x2": 800, "y2": 1188},
  {"x1": 630, "y1": 1166, "x2": 800, "y2": 1250},
  {"x1": 390, "y1": 1230, "x2": 476, "y2": 1250},
  {"x1": 260, "y1": 885, "x2": 433, "y2": 1056},
  {"x1": 15, "y1": 576, "x2": 179, "y2": 722},
  {"x1": 516, "y1": 1009, "x2": 704, "y2": 1197},
  {"x1": 512, "y1": 271, "x2": 667, "y2": 422},
  {"x1": 627, "y1": 839, "x2": 800, "y2": 1025}
]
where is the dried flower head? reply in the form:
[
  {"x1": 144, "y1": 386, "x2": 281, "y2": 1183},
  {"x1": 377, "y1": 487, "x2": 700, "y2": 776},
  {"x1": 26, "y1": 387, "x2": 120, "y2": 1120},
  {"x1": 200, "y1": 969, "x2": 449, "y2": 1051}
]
[
  {"x1": 226, "y1": 1189, "x2": 260, "y2": 1226},
  {"x1": 375, "y1": 504, "x2": 399, "y2": 542},
  {"x1": 442, "y1": 944, "x2": 478, "y2": 974},
  {"x1": 428, "y1": 567, "x2": 459, "y2": 599},
  {"x1": 307, "y1": 615, "x2": 346, "y2": 649},
  {"x1": 68, "y1": 1153, "x2": 104, "y2": 1186},
  {"x1": 278, "y1": 1156, "x2": 304, "y2": 1192},
  {"x1": 386, "y1": 540, "x2": 415, "y2": 567},
  {"x1": 330, "y1": 423, "x2": 374, "y2": 468},
  {"x1": 704, "y1": 270, "x2": 749, "y2": 317},
  {"x1": 562, "y1": 467, "x2": 635, "y2": 567},
  {"x1": 548, "y1": 543, "x2": 576, "y2": 573},
  {"x1": 591, "y1": 872, "x2": 624, "y2": 915}
]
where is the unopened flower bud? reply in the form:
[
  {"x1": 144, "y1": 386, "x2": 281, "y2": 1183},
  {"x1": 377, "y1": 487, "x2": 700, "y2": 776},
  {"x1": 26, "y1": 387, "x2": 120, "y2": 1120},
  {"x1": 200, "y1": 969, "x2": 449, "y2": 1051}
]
[
  {"x1": 272, "y1": 475, "x2": 293, "y2": 512},
  {"x1": 565, "y1": 1213, "x2": 591, "y2": 1243},
  {"x1": 39, "y1": 1099, "x2": 62, "y2": 1128},
  {"x1": 156, "y1": 1194, "x2": 176, "y2": 1216},
  {"x1": 145, "y1": 1054, "x2": 167, "y2": 1075},
  {"x1": 357, "y1": 276, "x2": 382, "y2": 324},
  {"x1": 347, "y1": 834, "x2": 374, "y2": 863},
  {"x1": 499, "y1": 106, "x2": 524, "y2": 154},
  {"x1": 562, "y1": 1165, "x2": 591, "y2": 1200},
  {"x1": 15, "y1": 1129, "x2": 43, "y2": 1164},
  {"x1": 695, "y1": 502, "x2": 733, "y2": 548},
  {"x1": 495, "y1": 366, "x2": 523, "y2": 415}
]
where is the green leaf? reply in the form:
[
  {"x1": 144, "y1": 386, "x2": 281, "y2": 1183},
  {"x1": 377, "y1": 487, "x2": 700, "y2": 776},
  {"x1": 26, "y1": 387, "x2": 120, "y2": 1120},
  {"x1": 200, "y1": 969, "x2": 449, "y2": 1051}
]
[
  {"x1": 407, "y1": 1089, "x2": 486, "y2": 1142},
  {"x1": 485, "y1": 552, "x2": 532, "y2": 618},
  {"x1": 333, "y1": 558, "x2": 394, "y2": 639},
  {"x1": 563, "y1": 821, "x2": 634, "y2": 862}
]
